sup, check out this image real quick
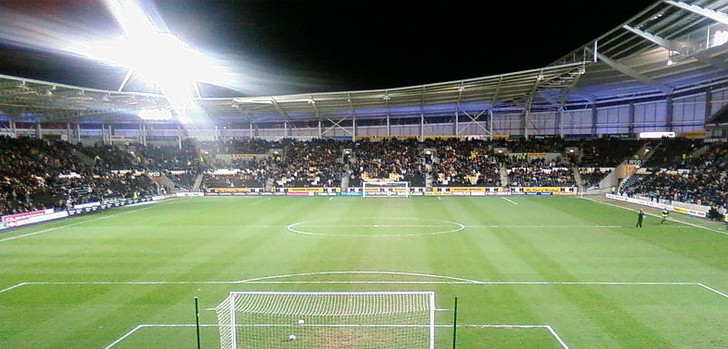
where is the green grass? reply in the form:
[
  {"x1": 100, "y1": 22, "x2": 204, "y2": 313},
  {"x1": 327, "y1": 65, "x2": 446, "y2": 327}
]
[{"x1": 1, "y1": 196, "x2": 727, "y2": 348}]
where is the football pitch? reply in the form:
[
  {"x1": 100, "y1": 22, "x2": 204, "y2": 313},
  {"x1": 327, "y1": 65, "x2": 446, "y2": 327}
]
[{"x1": 1, "y1": 196, "x2": 727, "y2": 348}]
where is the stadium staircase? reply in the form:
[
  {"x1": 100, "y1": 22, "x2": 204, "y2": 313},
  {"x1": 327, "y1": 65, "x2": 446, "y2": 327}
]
[
  {"x1": 192, "y1": 173, "x2": 204, "y2": 191},
  {"x1": 424, "y1": 163, "x2": 433, "y2": 189},
  {"x1": 71, "y1": 148, "x2": 96, "y2": 167},
  {"x1": 499, "y1": 166, "x2": 509, "y2": 187},
  {"x1": 572, "y1": 167, "x2": 584, "y2": 193},
  {"x1": 601, "y1": 141, "x2": 659, "y2": 192},
  {"x1": 640, "y1": 141, "x2": 660, "y2": 163},
  {"x1": 341, "y1": 167, "x2": 351, "y2": 191},
  {"x1": 150, "y1": 173, "x2": 176, "y2": 193}
]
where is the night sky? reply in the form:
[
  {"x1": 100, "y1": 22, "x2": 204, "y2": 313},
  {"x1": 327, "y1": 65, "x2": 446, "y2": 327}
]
[{"x1": 0, "y1": 0, "x2": 657, "y2": 96}]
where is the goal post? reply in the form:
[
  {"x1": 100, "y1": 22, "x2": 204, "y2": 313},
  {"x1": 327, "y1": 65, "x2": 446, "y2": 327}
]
[
  {"x1": 362, "y1": 181, "x2": 410, "y2": 198},
  {"x1": 215, "y1": 291, "x2": 435, "y2": 349}
]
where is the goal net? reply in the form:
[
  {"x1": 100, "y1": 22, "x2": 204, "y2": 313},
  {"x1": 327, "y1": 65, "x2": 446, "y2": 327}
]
[
  {"x1": 215, "y1": 291, "x2": 435, "y2": 349},
  {"x1": 362, "y1": 181, "x2": 410, "y2": 198}
]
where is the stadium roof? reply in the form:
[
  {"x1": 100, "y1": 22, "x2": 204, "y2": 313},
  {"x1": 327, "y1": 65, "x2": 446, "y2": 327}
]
[{"x1": 2, "y1": 0, "x2": 728, "y2": 124}]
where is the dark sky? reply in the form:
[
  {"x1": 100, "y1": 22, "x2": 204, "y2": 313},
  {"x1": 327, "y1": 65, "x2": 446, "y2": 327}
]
[{"x1": 0, "y1": 0, "x2": 657, "y2": 96}]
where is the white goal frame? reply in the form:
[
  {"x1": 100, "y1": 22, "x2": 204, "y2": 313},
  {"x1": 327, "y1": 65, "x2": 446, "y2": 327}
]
[
  {"x1": 215, "y1": 290, "x2": 435, "y2": 349},
  {"x1": 362, "y1": 181, "x2": 410, "y2": 198}
]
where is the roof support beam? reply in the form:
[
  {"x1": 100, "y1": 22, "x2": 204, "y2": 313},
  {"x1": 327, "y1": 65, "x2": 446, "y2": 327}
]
[
  {"x1": 456, "y1": 109, "x2": 490, "y2": 136},
  {"x1": 622, "y1": 24, "x2": 728, "y2": 70},
  {"x1": 663, "y1": 0, "x2": 728, "y2": 26},
  {"x1": 321, "y1": 115, "x2": 353, "y2": 137},
  {"x1": 556, "y1": 65, "x2": 587, "y2": 111},
  {"x1": 592, "y1": 50, "x2": 673, "y2": 95},
  {"x1": 522, "y1": 69, "x2": 545, "y2": 138},
  {"x1": 270, "y1": 98, "x2": 288, "y2": 120},
  {"x1": 308, "y1": 95, "x2": 320, "y2": 119},
  {"x1": 692, "y1": 50, "x2": 728, "y2": 70},
  {"x1": 621, "y1": 25, "x2": 673, "y2": 49},
  {"x1": 346, "y1": 93, "x2": 357, "y2": 120},
  {"x1": 117, "y1": 69, "x2": 134, "y2": 93}
]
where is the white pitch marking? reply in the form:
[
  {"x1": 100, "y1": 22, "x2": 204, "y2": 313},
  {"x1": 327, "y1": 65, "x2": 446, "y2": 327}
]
[
  {"x1": 248, "y1": 197, "x2": 271, "y2": 206},
  {"x1": 501, "y1": 197, "x2": 518, "y2": 205},
  {"x1": 235, "y1": 270, "x2": 485, "y2": 284},
  {"x1": 285, "y1": 220, "x2": 466, "y2": 237},
  {"x1": 582, "y1": 196, "x2": 728, "y2": 236},
  {"x1": 2, "y1": 279, "x2": 706, "y2": 289},
  {"x1": 0, "y1": 205, "x2": 158, "y2": 243},
  {"x1": 102, "y1": 324, "x2": 144, "y2": 349},
  {"x1": 102, "y1": 323, "x2": 570, "y2": 349},
  {"x1": 465, "y1": 225, "x2": 622, "y2": 228},
  {"x1": 545, "y1": 325, "x2": 571, "y2": 349},
  {"x1": 301, "y1": 224, "x2": 454, "y2": 228},
  {"x1": 0, "y1": 282, "x2": 27, "y2": 294},
  {"x1": 697, "y1": 283, "x2": 728, "y2": 299}
]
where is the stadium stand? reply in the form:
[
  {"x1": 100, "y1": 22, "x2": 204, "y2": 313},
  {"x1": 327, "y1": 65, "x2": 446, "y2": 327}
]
[
  {"x1": 0, "y1": 136, "x2": 157, "y2": 214},
  {"x1": 350, "y1": 138, "x2": 425, "y2": 187},
  {"x1": 619, "y1": 142, "x2": 727, "y2": 209},
  {"x1": 3, "y1": 135, "x2": 726, "y2": 216},
  {"x1": 431, "y1": 139, "x2": 501, "y2": 187}
]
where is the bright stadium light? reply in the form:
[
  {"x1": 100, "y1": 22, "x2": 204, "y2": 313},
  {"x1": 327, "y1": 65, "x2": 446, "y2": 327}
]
[
  {"x1": 79, "y1": 0, "x2": 230, "y2": 112},
  {"x1": 711, "y1": 29, "x2": 728, "y2": 48},
  {"x1": 85, "y1": 32, "x2": 206, "y2": 109}
]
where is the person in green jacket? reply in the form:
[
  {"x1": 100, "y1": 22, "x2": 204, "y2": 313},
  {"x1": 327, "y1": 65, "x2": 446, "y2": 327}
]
[{"x1": 636, "y1": 209, "x2": 645, "y2": 228}]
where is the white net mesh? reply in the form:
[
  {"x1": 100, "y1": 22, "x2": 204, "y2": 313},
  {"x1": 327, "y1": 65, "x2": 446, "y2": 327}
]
[{"x1": 215, "y1": 291, "x2": 434, "y2": 349}]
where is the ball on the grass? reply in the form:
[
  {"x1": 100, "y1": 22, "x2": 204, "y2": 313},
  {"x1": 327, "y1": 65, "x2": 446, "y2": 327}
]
[
  {"x1": 288, "y1": 334, "x2": 297, "y2": 341},
  {"x1": 297, "y1": 319, "x2": 305, "y2": 325}
]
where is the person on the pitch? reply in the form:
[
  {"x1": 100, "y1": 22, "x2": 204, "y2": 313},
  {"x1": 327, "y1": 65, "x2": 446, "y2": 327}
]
[
  {"x1": 636, "y1": 209, "x2": 645, "y2": 228},
  {"x1": 660, "y1": 209, "x2": 669, "y2": 224}
]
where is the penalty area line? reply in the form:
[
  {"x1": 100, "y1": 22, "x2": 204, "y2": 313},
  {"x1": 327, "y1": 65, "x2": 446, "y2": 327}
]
[
  {"x1": 546, "y1": 325, "x2": 570, "y2": 349},
  {"x1": 102, "y1": 324, "x2": 144, "y2": 349},
  {"x1": 0, "y1": 282, "x2": 27, "y2": 294},
  {"x1": 697, "y1": 283, "x2": 728, "y2": 299}
]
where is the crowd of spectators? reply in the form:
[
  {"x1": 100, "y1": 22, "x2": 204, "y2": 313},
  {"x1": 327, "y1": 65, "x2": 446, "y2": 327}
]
[
  {"x1": 0, "y1": 137, "x2": 157, "y2": 215},
  {"x1": 574, "y1": 138, "x2": 642, "y2": 167},
  {"x1": 203, "y1": 169, "x2": 265, "y2": 189},
  {"x1": 432, "y1": 139, "x2": 500, "y2": 187},
  {"x1": 579, "y1": 168, "x2": 612, "y2": 188},
  {"x1": 620, "y1": 143, "x2": 727, "y2": 209},
  {"x1": 643, "y1": 138, "x2": 702, "y2": 168},
  {"x1": 80, "y1": 140, "x2": 204, "y2": 191},
  {"x1": 350, "y1": 139, "x2": 425, "y2": 186},
  {"x1": 507, "y1": 166, "x2": 576, "y2": 187},
  {"x1": 268, "y1": 139, "x2": 344, "y2": 187},
  {"x1": 4, "y1": 134, "x2": 725, "y2": 216}
]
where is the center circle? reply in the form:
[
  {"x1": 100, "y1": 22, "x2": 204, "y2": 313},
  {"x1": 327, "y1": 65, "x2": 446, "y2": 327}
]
[{"x1": 286, "y1": 218, "x2": 465, "y2": 237}]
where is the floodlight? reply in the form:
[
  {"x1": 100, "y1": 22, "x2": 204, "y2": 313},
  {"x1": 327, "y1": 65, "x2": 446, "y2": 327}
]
[
  {"x1": 711, "y1": 29, "x2": 728, "y2": 48},
  {"x1": 86, "y1": 0, "x2": 232, "y2": 113}
]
